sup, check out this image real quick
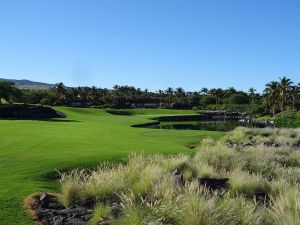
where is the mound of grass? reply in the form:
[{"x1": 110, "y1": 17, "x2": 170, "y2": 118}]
[
  {"x1": 223, "y1": 126, "x2": 300, "y2": 147},
  {"x1": 57, "y1": 128, "x2": 300, "y2": 225}
]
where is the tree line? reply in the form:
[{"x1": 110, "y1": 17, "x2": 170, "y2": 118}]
[{"x1": 0, "y1": 76, "x2": 299, "y2": 116}]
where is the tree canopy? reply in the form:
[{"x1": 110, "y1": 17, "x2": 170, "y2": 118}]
[{"x1": 2, "y1": 77, "x2": 299, "y2": 116}]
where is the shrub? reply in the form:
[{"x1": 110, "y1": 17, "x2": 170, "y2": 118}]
[
  {"x1": 200, "y1": 96, "x2": 216, "y2": 105},
  {"x1": 230, "y1": 93, "x2": 250, "y2": 105},
  {"x1": 275, "y1": 117, "x2": 300, "y2": 128}
]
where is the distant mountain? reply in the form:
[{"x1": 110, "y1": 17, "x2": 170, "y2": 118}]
[{"x1": 0, "y1": 78, "x2": 54, "y2": 89}]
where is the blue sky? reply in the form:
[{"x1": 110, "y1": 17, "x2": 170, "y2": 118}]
[{"x1": 0, "y1": 0, "x2": 299, "y2": 92}]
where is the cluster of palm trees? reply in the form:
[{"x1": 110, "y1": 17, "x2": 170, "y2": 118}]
[
  {"x1": 264, "y1": 77, "x2": 300, "y2": 116},
  {"x1": 48, "y1": 83, "x2": 255, "y2": 108},
  {"x1": 50, "y1": 83, "x2": 195, "y2": 108},
  {"x1": 200, "y1": 87, "x2": 243, "y2": 105},
  {"x1": 2, "y1": 76, "x2": 299, "y2": 116},
  {"x1": 48, "y1": 77, "x2": 300, "y2": 113},
  {"x1": 51, "y1": 82, "x2": 110, "y2": 106}
]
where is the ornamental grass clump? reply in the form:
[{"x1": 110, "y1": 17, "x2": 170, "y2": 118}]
[
  {"x1": 278, "y1": 167, "x2": 300, "y2": 184},
  {"x1": 130, "y1": 164, "x2": 166, "y2": 197},
  {"x1": 267, "y1": 186, "x2": 300, "y2": 225},
  {"x1": 239, "y1": 147, "x2": 282, "y2": 179},
  {"x1": 90, "y1": 203, "x2": 111, "y2": 225},
  {"x1": 228, "y1": 170, "x2": 271, "y2": 198},
  {"x1": 284, "y1": 150, "x2": 300, "y2": 167},
  {"x1": 60, "y1": 163, "x2": 126, "y2": 206},
  {"x1": 222, "y1": 126, "x2": 251, "y2": 143},
  {"x1": 60, "y1": 169, "x2": 88, "y2": 207},
  {"x1": 275, "y1": 128, "x2": 300, "y2": 146},
  {"x1": 216, "y1": 196, "x2": 263, "y2": 225},
  {"x1": 195, "y1": 143, "x2": 239, "y2": 172},
  {"x1": 82, "y1": 163, "x2": 126, "y2": 200},
  {"x1": 191, "y1": 161, "x2": 219, "y2": 178},
  {"x1": 162, "y1": 154, "x2": 190, "y2": 172},
  {"x1": 178, "y1": 193, "x2": 218, "y2": 225}
]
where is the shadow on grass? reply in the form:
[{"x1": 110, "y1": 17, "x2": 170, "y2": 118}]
[
  {"x1": 105, "y1": 109, "x2": 133, "y2": 116},
  {"x1": 0, "y1": 118, "x2": 81, "y2": 122},
  {"x1": 39, "y1": 119, "x2": 81, "y2": 123},
  {"x1": 38, "y1": 157, "x2": 128, "y2": 182}
]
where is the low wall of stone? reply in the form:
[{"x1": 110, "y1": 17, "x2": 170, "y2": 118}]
[{"x1": 0, "y1": 104, "x2": 66, "y2": 119}]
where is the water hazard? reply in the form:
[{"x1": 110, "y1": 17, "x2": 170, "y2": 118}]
[{"x1": 133, "y1": 115, "x2": 266, "y2": 131}]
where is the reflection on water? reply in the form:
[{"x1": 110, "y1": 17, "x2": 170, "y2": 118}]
[{"x1": 143, "y1": 120, "x2": 265, "y2": 131}]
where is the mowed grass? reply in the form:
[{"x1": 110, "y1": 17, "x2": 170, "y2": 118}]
[{"x1": 0, "y1": 107, "x2": 223, "y2": 224}]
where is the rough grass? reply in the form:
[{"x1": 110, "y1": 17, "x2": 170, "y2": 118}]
[
  {"x1": 0, "y1": 107, "x2": 223, "y2": 224},
  {"x1": 58, "y1": 127, "x2": 300, "y2": 225},
  {"x1": 223, "y1": 126, "x2": 300, "y2": 147}
]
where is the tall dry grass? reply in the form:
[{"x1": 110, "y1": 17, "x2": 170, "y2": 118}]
[{"x1": 58, "y1": 127, "x2": 300, "y2": 224}]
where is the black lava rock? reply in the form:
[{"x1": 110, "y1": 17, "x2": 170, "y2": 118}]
[
  {"x1": 198, "y1": 177, "x2": 229, "y2": 195},
  {"x1": 172, "y1": 169, "x2": 185, "y2": 185},
  {"x1": 35, "y1": 193, "x2": 93, "y2": 225}
]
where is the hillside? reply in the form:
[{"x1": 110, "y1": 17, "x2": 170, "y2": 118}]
[{"x1": 0, "y1": 78, "x2": 54, "y2": 89}]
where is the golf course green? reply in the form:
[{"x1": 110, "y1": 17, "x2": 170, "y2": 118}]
[{"x1": 0, "y1": 107, "x2": 223, "y2": 224}]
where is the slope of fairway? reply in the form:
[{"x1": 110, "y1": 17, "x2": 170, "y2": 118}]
[{"x1": 0, "y1": 107, "x2": 223, "y2": 224}]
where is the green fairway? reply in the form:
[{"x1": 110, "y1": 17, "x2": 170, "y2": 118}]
[{"x1": 0, "y1": 107, "x2": 223, "y2": 224}]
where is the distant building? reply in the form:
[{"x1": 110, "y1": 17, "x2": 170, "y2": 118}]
[{"x1": 129, "y1": 98, "x2": 161, "y2": 108}]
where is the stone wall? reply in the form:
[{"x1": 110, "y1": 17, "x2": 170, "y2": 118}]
[{"x1": 0, "y1": 104, "x2": 65, "y2": 119}]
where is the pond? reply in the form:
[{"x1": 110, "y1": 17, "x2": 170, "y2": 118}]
[
  {"x1": 134, "y1": 118, "x2": 266, "y2": 132},
  {"x1": 151, "y1": 121, "x2": 266, "y2": 131}
]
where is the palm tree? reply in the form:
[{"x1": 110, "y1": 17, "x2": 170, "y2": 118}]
[
  {"x1": 264, "y1": 81, "x2": 279, "y2": 117},
  {"x1": 165, "y1": 87, "x2": 174, "y2": 105},
  {"x1": 83, "y1": 87, "x2": 92, "y2": 104},
  {"x1": 66, "y1": 87, "x2": 79, "y2": 103},
  {"x1": 53, "y1": 82, "x2": 66, "y2": 104},
  {"x1": 157, "y1": 89, "x2": 164, "y2": 105},
  {"x1": 225, "y1": 87, "x2": 236, "y2": 104},
  {"x1": 200, "y1": 88, "x2": 209, "y2": 96},
  {"x1": 248, "y1": 87, "x2": 257, "y2": 113},
  {"x1": 90, "y1": 86, "x2": 100, "y2": 104},
  {"x1": 278, "y1": 76, "x2": 293, "y2": 113},
  {"x1": 290, "y1": 84, "x2": 300, "y2": 110},
  {"x1": 210, "y1": 88, "x2": 223, "y2": 104},
  {"x1": 175, "y1": 87, "x2": 185, "y2": 103}
]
